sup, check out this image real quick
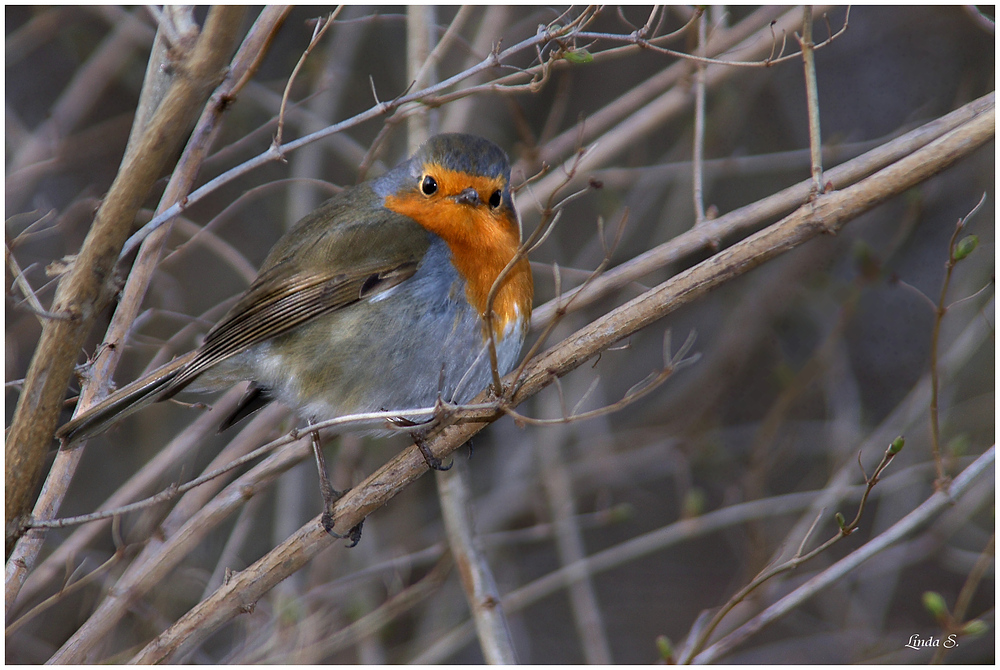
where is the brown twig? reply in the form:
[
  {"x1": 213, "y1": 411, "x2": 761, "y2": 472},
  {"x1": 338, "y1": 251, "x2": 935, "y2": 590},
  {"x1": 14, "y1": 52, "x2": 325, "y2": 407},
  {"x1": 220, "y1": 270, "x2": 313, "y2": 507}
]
[
  {"x1": 275, "y1": 9, "x2": 339, "y2": 149},
  {"x1": 483, "y1": 144, "x2": 598, "y2": 393},
  {"x1": 929, "y1": 193, "x2": 987, "y2": 488},
  {"x1": 5, "y1": 240, "x2": 50, "y2": 324},
  {"x1": 504, "y1": 331, "x2": 699, "y2": 426},
  {"x1": 798, "y1": 6, "x2": 825, "y2": 195}
]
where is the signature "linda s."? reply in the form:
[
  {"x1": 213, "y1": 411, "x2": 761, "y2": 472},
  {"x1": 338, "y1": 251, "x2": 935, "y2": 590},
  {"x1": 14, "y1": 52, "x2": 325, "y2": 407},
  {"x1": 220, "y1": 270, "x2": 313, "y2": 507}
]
[{"x1": 905, "y1": 633, "x2": 958, "y2": 650}]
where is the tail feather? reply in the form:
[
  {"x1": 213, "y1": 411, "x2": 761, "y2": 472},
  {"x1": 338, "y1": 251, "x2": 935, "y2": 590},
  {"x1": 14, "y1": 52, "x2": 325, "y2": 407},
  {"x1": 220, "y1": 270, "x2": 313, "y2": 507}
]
[{"x1": 56, "y1": 351, "x2": 199, "y2": 444}]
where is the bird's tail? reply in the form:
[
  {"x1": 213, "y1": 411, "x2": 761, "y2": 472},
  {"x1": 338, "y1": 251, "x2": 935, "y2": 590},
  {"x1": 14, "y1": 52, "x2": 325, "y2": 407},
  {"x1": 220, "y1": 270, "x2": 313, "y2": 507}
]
[{"x1": 56, "y1": 351, "x2": 199, "y2": 444}]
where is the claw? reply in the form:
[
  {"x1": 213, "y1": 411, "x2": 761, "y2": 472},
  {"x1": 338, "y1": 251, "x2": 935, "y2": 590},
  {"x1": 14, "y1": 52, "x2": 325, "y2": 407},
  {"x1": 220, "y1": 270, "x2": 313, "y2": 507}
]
[
  {"x1": 322, "y1": 516, "x2": 365, "y2": 547},
  {"x1": 412, "y1": 430, "x2": 452, "y2": 470}
]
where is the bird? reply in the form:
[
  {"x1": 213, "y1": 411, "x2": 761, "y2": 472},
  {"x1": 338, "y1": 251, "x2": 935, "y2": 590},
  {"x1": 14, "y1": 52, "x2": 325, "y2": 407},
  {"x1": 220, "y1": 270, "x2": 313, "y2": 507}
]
[{"x1": 56, "y1": 134, "x2": 534, "y2": 485}]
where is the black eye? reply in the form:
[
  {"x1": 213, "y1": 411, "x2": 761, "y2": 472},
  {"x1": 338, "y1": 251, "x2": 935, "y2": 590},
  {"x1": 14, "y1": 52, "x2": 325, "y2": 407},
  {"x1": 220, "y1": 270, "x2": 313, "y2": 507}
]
[
  {"x1": 421, "y1": 175, "x2": 438, "y2": 196},
  {"x1": 489, "y1": 189, "x2": 502, "y2": 209}
]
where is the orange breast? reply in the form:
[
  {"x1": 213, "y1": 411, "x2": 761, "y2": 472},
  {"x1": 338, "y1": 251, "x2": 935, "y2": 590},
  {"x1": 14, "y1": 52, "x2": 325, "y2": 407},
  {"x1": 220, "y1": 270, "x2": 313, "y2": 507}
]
[{"x1": 385, "y1": 169, "x2": 532, "y2": 340}]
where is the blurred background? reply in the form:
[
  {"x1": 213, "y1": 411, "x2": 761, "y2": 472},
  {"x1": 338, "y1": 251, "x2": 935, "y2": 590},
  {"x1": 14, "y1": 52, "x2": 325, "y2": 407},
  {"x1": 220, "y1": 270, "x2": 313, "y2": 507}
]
[{"x1": 6, "y1": 5, "x2": 994, "y2": 663}]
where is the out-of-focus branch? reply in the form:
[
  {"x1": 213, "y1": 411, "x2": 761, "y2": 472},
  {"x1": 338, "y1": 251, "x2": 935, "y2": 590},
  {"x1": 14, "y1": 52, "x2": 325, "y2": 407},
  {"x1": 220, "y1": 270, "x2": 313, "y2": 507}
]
[
  {"x1": 692, "y1": 9, "x2": 707, "y2": 223},
  {"x1": 6, "y1": 8, "x2": 154, "y2": 210},
  {"x1": 436, "y1": 459, "x2": 518, "y2": 664},
  {"x1": 13, "y1": 387, "x2": 247, "y2": 610},
  {"x1": 128, "y1": 95, "x2": 993, "y2": 664},
  {"x1": 46, "y1": 403, "x2": 294, "y2": 664},
  {"x1": 679, "y1": 437, "x2": 907, "y2": 662},
  {"x1": 537, "y1": 394, "x2": 613, "y2": 664}
]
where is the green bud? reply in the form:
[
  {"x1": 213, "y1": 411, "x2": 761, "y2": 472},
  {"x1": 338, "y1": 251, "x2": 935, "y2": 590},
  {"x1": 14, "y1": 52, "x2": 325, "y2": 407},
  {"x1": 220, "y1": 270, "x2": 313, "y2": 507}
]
[
  {"x1": 961, "y1": 619, "x2": 988, "y2": 637},
  {"x1": 773, "y1": 362, "x2": 795, "y2": 389},
  {"x1": 563, "y1": 48, "x2": 594, "y2": 64},
  {"x1": 953, "y1": 235, "x2": 979, "y2": 261},
  {"x1": 656, "y1": 635, "x2": 673, "y2": 661},
  {"x1": 922, "y1": 591, "x2": 948, "y2": 619},
  {"x1": 682, "y1": 488, "x2": 706, "y2": 518},
  {"x1": 946, "y1": 434, "x2": 970, "y2": 457},
  {"x1": 889, "y1": 436, "x2": 905, "y2": 454},
  {"x1": 834, "y1": 512, "x2": 847, "y2": 530},
  {"x1": 606, "y1": 503, "x2": 635, "y2": 524},
  {"x1": 852, "y1": 240, "x2": 881, "y2": 280}
]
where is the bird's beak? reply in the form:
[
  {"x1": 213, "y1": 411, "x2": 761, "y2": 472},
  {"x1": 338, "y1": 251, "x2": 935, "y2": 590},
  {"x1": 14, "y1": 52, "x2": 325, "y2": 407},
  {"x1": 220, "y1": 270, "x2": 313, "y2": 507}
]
[{"x1": 453, "y1": 188, "x2": 481, "y2": 206}]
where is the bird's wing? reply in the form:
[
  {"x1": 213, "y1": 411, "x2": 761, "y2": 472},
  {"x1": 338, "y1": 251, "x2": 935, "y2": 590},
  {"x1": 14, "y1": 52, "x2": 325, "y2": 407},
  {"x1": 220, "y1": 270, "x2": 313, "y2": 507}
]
[{"x1": 162, "y1": 199, "x2": 431, "y2": 396}]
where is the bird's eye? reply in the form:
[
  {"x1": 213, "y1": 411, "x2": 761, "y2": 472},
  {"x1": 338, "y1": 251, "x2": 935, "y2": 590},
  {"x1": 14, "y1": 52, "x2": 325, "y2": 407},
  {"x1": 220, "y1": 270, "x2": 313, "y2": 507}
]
[
  {"x1": 489, "y1": 189, "x2": 502, "y2": 209},
  {"x1": 420, "y1": 175, "x2": 438, "y2": 196}
]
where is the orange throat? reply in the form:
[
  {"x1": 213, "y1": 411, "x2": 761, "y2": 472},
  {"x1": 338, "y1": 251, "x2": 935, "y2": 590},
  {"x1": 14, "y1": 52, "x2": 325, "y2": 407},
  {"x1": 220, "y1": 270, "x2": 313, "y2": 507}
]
[{"x1": 385, "y1": 176, "x2": 533, "y2": 340}]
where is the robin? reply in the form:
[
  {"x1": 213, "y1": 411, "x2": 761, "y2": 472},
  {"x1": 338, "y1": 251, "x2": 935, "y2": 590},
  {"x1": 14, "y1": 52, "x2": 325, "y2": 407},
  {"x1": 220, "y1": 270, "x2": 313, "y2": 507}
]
[{"x1": 57, "y1": 133, "x2": 534, "y2": 488}]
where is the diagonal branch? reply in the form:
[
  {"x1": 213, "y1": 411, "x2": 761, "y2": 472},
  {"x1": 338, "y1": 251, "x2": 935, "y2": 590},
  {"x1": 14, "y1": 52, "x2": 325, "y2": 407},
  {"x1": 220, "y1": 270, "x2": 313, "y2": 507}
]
[
  {"x1": 530, "y1": 92, "x2": 996, "y2": 328},
  {"x1": 129, "y1": 92, "x2": 993, "y2": 664}
]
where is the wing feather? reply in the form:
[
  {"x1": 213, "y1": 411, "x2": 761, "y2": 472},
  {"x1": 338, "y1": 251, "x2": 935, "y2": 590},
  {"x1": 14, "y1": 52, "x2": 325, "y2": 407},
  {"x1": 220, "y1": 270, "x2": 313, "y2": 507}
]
[{"x1": 162, "y1": 261, "x2": 418, "y2": 396}]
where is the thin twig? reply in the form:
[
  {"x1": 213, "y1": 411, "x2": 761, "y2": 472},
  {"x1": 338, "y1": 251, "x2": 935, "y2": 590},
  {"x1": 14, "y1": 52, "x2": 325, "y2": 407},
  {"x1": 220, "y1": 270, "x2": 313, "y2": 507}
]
[
  {"x1": 504, "y1": 331, "x2": 699, "y2": 426},
  {"x1": 483, "y1": 144, "x2": 598, "y2": 393},
  {"x1": 692, "y1": 8, "x2": 707, "y2": 224},
  {"x1": 580, "y1": 5, "x2": 849, "y2": 69},
  {"x1": 799, "y1": 6, "x2": 825, "y2": 195},
  {"x1": 275, "y1": 9, "x2": 339, "y2": 149},
  {"x1": 5, "y1": 241, "x2": 50, "y2": 325},
  {"x1": 929, "y1": 193, "x2": 988, "y2": 488}
]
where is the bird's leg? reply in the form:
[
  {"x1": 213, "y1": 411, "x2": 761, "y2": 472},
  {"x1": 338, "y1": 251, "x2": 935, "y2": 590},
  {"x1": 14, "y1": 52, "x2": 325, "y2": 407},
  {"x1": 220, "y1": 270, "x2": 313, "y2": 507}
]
[
  {"x1": 410, "y1": 429, "x2": 452, "y2": 471},
  {"x1": 388, "y1": 417, "x2": 452, "y2": 471},
  {"x1": 309, "y1": 426, "x2": 363, "y2": 546},
  {"x1": 388, "y1": 391, "x2": 456, "y2": 471}
]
